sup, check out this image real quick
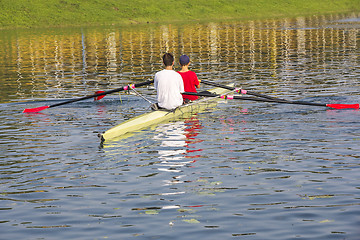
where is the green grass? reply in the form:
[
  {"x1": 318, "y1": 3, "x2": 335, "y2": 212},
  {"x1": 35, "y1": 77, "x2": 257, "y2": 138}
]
[{"x1": 1, "y1": 0, "x2": 359, "y2": 28}]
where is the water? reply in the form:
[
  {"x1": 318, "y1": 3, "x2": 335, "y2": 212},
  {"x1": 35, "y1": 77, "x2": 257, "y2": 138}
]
[{"x1": 1, "y1": 13, "x2": 360, "y2": 240}]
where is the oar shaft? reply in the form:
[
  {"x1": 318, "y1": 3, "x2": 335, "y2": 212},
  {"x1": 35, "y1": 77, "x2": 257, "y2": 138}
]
[
  {"x1": 231, "y1": 95, "x2": 326, "y2": 107},
  {"x1": 23, "y1": 80, "x2": 154, "y2": 113},
  {"x1": 185, "y1": 91, "x2": 324, "y2": 106},
  {"x1": 183, "y1": 92, "x2": 358, "y2": 109},
  {"x1": 200, "y1": 79, "x2": 288, "y2": 101},
  {"x1": 200, "y1": 80, "x2": 233, "y2": 91},
  {"x1": 49, "y1": 80, "x2": 154, "y2": 108}
]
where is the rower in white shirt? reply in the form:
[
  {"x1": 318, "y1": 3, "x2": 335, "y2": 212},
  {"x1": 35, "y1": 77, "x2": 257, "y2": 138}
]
[{"x1": 154, "y1": 53, "x2": 184, "y2": 110}]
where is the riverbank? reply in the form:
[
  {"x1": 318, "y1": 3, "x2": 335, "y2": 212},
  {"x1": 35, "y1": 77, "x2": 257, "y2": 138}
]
[{"x1": 1, "y1": 0, "x2": 360, "y2": 29}]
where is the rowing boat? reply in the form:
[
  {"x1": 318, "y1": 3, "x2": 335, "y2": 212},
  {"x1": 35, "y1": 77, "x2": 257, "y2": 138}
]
[{"x1": 100, "y1": 84, "x2": 234, "y2": 142}]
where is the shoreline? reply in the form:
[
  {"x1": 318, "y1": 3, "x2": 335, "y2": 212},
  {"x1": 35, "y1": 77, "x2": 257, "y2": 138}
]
[{"x1": 1, "y1": 0, "x2": 360, "y2": 30}]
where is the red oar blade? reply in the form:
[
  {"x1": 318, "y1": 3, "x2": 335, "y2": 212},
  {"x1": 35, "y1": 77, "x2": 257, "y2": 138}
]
[
  {"x1": 326, "y1": 103, "x2": 359, "y2": 109},
  {"x1": 94, "y1": 91, "x2": 106, "y2": 101},
  {"x1": 23, "y1": 105, "x2": 50, "y2": 113}
]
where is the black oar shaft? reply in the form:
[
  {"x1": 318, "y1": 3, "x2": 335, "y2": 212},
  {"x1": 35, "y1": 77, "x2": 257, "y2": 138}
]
[
  {"x1": 183, "y1": 92, "x2": 326, "y2": 107},
  {"x1": 232, "y1": 95, "x2": 326, "y2": 107},
  {"x1": 200, "y1": 79, "x2": 288, "y2": 101},
  {"x1": 49, "y1": 80, "x2": 154, "y2": 108},
  {"x1": 200, "y1": 80, "x2": 233, "y2": 90}
]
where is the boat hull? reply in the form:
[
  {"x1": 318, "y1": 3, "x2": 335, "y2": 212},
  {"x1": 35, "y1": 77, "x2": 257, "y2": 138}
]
[{"x1": 101, "y1": 84, "x2": 233, "y2": 142}]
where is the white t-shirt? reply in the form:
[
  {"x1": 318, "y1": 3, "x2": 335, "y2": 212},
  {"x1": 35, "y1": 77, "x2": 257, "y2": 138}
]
[{"x1": 154, "y1": 69, "x2": 184, "y2": 110}]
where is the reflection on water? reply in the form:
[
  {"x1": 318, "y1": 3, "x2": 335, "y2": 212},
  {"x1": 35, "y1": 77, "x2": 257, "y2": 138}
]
[
  {"x1": 154, "y1": 117, "x2": 202, "y2": 179},
  {"x1": 1, "y1": 12, "x2": 360, "y2": 240},
  {"x1": 1, "y1": 13, "x2": 359, "y2": 103},
  {"x1": 155, "y1": 122, "x2": 188, "y2": 173}
]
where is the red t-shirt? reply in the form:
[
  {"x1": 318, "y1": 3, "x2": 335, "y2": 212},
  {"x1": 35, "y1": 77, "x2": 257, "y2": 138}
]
[{"x1": 177, "y1": 70, "x2": 200, "y2": 101}]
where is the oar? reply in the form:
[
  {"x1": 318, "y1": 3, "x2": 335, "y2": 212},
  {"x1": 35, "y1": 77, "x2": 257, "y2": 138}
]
[
  {"x1": 201, "y1": 79, "x2": 289, "y2": 101},
  {"x1": 23, "y1": 80, "x2": 154, "y2": 113},
  {"x1": 182, "y1": 92, "x2": 359, "y2": 110}
]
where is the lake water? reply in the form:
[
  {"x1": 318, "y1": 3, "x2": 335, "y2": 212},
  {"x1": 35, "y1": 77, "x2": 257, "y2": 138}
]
[{"x1": 1, "y1": 12, "x2": 360, "y2": 240}]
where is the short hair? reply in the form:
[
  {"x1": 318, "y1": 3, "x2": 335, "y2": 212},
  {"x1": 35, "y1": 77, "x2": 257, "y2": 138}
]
[{"x1": 162, "y1": 53, "x2": 174, "y2": 67}]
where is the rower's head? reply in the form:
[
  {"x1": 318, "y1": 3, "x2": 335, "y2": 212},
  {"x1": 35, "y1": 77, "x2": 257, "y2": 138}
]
[
  {"x1": 162, "y1": 53, "x2": 174, "y2": 67},
  {"x1": 179, "y1": 55, "x2": 190, "y2": 66}
]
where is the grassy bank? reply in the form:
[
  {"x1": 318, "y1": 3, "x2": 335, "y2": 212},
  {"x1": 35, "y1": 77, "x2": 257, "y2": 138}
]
[{"x1": 1, "y1": 0, "x2": 360, "y2": 28}]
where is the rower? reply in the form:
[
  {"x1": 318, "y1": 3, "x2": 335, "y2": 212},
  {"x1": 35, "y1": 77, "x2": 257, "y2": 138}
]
[
  {"x1": 154, "y1": 53, "x2": 184, "y2": 110},
  {"x1": 177, "y1": 54, "x2": 200, "y2": 104}
]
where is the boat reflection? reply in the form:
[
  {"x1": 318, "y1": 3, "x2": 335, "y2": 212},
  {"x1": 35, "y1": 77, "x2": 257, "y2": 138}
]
[
  {"x1": 154, "y1": 117, "x2": 203, "y2": 178},
  {"x1": 130, "y1": 117, "x2": 205, "y2": 215}
]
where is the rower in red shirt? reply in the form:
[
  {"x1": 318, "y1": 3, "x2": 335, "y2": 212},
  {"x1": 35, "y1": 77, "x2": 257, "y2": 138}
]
[{"x1": 177, "y1": 55, "x2": 200, "y2": 103}]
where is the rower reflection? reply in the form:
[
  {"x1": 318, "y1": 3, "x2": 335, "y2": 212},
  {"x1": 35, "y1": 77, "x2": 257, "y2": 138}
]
[{"x1": 153, "y1": 117, "x2": 203, "y2": 184}]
